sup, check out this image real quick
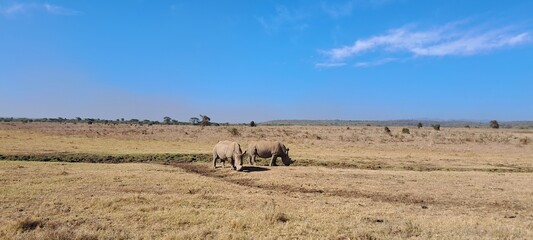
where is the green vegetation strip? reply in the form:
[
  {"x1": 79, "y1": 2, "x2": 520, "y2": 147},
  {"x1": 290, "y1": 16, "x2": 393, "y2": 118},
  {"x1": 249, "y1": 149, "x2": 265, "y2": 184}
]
[
  {"x1": 1, "y1": 153, "x2": 531, "y2": 173},
  {"x1": 0, "y1": 153, "x2": 212, "y2": 164},
  {"x1": 293, "y1": 159, "x2": 533, "y2": 172}
]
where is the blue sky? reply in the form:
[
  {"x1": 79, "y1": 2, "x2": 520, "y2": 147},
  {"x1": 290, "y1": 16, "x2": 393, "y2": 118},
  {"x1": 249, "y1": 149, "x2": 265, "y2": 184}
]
[{"x1": 1, "y1": 0, "x2": 532, "y2": 122}]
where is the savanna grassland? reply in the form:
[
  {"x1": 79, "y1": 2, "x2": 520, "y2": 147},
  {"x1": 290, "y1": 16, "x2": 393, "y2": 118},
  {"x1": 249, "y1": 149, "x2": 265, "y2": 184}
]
[{"x1": 1, "y1": 122, "x2": 533, "y2": 239}]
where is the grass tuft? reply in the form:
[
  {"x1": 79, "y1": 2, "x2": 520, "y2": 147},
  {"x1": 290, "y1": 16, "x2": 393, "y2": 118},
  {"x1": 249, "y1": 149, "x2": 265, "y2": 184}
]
[
  {"x1": 16, "y1": 218, "x2": 44, "y2": 232},
  {"x1": 275, "y1": 212, "x2": 289, "y2": 223}
]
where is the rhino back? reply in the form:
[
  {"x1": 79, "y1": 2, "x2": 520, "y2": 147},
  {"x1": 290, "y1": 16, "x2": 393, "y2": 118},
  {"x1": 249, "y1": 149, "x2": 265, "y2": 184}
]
[
  {"x1": 251, "y1": 141, "x2": 287, "y2": 157},
  {"x1": 214, "y1": 140, "x2": 240, "y2": 159}
]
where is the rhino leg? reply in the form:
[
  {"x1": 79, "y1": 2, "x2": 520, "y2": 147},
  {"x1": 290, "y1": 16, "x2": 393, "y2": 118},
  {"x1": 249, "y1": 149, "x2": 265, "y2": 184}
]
[
  {"x1": 250, "y1": 155, "x2": 256, "y2": 165},
  {"x1": 270, "y1": 155, "x2": 278, "y2": 166},
  {"x1": 230, "y1": 158, "x2": 236, "y2": 170},
  {"x1": 221, "y1": 159, "x2": 225, "y2": 168},
  {"x1": 212, "y1": 153, "x2": 218, "y2": 169}
]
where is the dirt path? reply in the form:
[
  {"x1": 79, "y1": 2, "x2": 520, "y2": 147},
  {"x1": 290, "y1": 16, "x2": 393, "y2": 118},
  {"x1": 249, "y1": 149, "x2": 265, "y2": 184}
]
[{"x1": 172, "y1": 163, "x2": 533, "y2": 213}]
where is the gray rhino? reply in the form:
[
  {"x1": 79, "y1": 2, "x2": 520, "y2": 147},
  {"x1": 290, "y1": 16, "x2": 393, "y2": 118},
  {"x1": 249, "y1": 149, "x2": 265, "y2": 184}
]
[
  {"x1": 247, "y1": 141, "x2": 293, "y2": 166},
  {"x1": 212, "y1": 140, "x2": 246, "y2": 171}
]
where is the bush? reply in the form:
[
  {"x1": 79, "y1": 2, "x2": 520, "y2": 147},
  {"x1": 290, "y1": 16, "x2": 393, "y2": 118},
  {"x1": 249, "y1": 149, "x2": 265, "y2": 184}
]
[
  {"x1": 384, "y1": 126, "x2": 391, "y2": 135},
  {"x1": 228, "y1": 128, "x2": 240, "y2": 136},
  {"x1": 402, "y1": 128, "x2": 410, "y2": 134},
  {"x1": 250, "y1": 121, "x2": 256, "y2": 127},
  {"x1": 490, "y1": 120, "x2": 499, "y2": 129},
  {"x1": 16, "y1": 218, "x2": 44, "y2": 232},
  {"x1": 417, "y1": 122, "x2": 422, "y2": 128},
  {"x1": 431, "y1": 124, "x2": 440, "y2": 131}
]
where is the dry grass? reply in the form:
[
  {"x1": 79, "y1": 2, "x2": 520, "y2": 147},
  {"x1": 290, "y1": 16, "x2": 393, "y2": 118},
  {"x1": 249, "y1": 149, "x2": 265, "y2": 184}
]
[
  {"x1": 1, "y1": 122, "x2": 533, "y2": 239},
  {"x1": 1, "y1": 122, "x2": 532, "y2": 171},
  {"x1": 1, "y1": 161, "x2": 532, "y2": 239}
]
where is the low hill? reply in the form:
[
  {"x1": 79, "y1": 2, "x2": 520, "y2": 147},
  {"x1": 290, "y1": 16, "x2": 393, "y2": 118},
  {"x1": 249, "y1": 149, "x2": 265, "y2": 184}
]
[{"x1": 261, "y1": 119, "x2": 533, "y2": 128}]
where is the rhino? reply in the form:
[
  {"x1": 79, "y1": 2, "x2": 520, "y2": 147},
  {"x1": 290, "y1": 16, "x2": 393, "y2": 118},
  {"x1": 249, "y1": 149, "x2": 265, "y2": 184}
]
[
  {"x1": 247, "y1": 141, "x2": 293, "y2": 166},
  {"x1": 212, "y1": 140, "x2": 246, "y2": 171}
]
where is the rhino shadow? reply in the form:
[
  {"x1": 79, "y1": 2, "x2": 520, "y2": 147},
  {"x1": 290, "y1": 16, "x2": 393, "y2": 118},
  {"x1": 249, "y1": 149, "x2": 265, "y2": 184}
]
[{"x1": 241, "y1": 166, "x2": 270, "y2": 173}]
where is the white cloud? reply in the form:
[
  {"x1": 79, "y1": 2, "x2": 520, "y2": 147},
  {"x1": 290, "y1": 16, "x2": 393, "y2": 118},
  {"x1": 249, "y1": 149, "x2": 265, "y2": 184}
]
[
  {"x1": 321, "y1": 21, "x2": 531, "y2": 66},
  {"x1": 411, "y1": 32, "x2": 529, "y2": 56},
  {"x1": 0, "y1": 3, "x2": 79, "y2": 16}
]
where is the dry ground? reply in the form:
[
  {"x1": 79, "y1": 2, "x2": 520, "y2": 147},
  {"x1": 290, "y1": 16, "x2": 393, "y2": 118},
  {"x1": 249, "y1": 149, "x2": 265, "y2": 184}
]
[
  {"x1": 1, "y1": 122, "x2": 532, "y2": 171},
  {"x1": 1, "y1": 122, "x2": 533, "y2": 239}
]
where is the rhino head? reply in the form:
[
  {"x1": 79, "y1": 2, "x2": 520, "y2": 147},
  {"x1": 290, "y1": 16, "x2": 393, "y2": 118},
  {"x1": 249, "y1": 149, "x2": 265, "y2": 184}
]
[
  {"x1": 281, "y1": 148, "x2": 293, "y2": 166},
  {"x1": 234, "y1": 150, "x2": 247, "y2": 171}
]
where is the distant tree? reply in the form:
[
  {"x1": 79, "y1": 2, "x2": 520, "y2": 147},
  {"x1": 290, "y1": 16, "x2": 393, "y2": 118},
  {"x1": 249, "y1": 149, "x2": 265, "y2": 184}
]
[
  {"x1": 76, "y1": 117, "x2": 82, "y2": 121},
  {"x1": 464, "y1": 125, "x2": 470, "y2": 128},
  {"x1": 200, "y1": 115, "x2": 211, "y2": 127},
  {"x1": 163, "y1": 116, "x2": 172, "y2": 125},
  {"x1": 417, "y1": 122, "x2": 423, "y2": 128},
  {"x1": 489, "y1": 120, "x2": 499, "y2": 129},
  {"x1": 250, "y1": 121, "x2": 256, "y2": 127},
  {"x1": 402, "y1": 128, "x2": 410, "y2": 134},
  {"x1": 431, "y1": 124, "x2": 441, "y2": 131},
  {"x1": 189, "y1": 117, "x2": 200, "y2": 125}
]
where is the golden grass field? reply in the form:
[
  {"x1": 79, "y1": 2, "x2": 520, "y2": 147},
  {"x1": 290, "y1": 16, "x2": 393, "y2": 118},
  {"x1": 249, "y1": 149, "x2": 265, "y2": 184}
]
[{"x1": 1, "y1": 122, "x2": 532, "y2": 239}]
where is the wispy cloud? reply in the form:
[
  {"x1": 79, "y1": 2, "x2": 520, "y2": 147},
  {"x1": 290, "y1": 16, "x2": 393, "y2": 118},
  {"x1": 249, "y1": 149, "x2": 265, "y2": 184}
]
[
  {"x1": 43, "y1": 3, "x2": 79, "y2": 15},
  {"x1": 321, "y1": 1, "x2": 356, "y2": 18},
  {"x1": 256, "y1": 5, "x2": 308, "y2": 34},
  {"x1": 320, "y1": 20, "x2": 531, "y2": 67},
  {"x1": 355, "y1": 58, "x2": 398, "y2": 68},
  {"x1": 321, "y1": 0, "x2": 398, "y2": 18},
  {"x1": 0, "y1": 3, "x2": 79, "y2": 16},
  {"x1": 315, "y1": 62, "x2": 347, "y2": 68},
  {"x1": 0, "y1": 3, "x2": 26, "y2": 15}
]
